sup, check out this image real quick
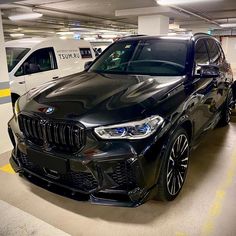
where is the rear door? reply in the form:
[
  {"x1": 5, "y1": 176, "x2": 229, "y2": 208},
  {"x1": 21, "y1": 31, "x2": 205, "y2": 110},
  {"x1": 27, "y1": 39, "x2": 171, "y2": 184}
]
[
  {"x1": 191, "y1": 38, "x2": 218, "y2": 135},
  {"x1": 206, "y1": 38, "x2": 229, "y2": 110},
  {"x1": 15, "y1": 47, "x2": 59, "y2": 92}
]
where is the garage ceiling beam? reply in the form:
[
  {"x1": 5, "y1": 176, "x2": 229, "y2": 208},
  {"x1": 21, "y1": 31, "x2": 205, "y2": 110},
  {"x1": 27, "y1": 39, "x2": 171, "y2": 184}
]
[
  {"x1": 0, "y1": 0, "x2": 25, "y2": 4},
  {"x1": 11, "y1": 2, "x2": 137, "y2": 28},
  {"x1": 115, "y1": 6, "x2": 189, "y2": 19},
  {"x1": 169, "y1": 5, "x2": 220, "y2": 26}
]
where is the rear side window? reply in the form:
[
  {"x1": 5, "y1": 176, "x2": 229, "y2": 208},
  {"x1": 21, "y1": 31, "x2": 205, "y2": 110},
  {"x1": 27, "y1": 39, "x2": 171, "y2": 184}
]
[
  {"x1": 15, "y1": 47, "x2": 57, "y2": 76},
  {"x1": 80, "y1": 48, "x2": 92, "y2": 59},
  {"x1": 206, "y1": 39, "x2": 222, "y2": 64},
  {"x1": 194, "y1": 39, "x2": 209, "y2": 64}
]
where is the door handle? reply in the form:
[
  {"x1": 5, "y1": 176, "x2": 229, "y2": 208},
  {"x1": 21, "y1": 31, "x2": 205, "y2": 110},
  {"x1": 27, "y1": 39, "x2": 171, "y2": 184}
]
[
  {"x1": 18, "y1": 81, "x2": 25, "y2": 84},
  {"x1": 52, "y1": 76, "x2": 59, "y2": 80}
]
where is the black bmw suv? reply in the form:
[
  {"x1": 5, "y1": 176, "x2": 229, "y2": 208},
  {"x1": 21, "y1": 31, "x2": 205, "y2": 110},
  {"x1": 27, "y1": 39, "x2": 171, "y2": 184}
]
[{"x1": 8, "y1": 33, "x2": 235, "y2": 207}]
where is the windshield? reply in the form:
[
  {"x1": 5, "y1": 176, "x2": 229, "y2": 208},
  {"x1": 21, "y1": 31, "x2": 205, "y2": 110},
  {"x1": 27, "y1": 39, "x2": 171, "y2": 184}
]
[
  {"x1": 6, "y1": 47, "x2": 30, "y2": 72},
  {"x1": 89, "y1": 39, "x2": 188, "y2": 76}
]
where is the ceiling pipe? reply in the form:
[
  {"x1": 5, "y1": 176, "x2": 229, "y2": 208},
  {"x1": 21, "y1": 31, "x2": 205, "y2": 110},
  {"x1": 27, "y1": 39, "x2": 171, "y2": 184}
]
[
  {"x1": 169, "y1": 5, "x2": 220, "y2": 26},
  {"x1": 11, "y1": 2, "x2": 137, "y2": 28}
]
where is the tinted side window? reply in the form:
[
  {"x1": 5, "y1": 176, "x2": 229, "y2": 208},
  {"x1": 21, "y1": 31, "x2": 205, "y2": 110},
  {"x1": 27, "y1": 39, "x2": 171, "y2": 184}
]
[
  {"x1": 80, "y1": 48, "x2": 92, "y2": 59},
  {"x1": 206, "y1": 39, "x2": 222, "y2": 64},
  {"x1": 195, "y1": 39, "x2": 209, "y2": 64},
  {"x1": 15, "y1": 47, "x2": 57, "y2": 76}
]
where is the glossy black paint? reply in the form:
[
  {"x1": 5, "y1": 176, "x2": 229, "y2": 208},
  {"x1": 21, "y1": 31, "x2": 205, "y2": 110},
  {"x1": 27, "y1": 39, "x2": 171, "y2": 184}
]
[{"x1": 8, "y1": 34, "x2": 234, "y2": 207}]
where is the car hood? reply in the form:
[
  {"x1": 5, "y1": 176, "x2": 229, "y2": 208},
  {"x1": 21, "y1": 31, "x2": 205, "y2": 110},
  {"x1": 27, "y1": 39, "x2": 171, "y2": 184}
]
[{"x1": 20, "y1": 72, "x2": 184, "y2": 127}]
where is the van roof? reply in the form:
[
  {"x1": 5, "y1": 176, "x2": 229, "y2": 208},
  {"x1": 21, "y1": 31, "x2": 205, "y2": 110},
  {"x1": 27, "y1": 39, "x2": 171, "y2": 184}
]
[{"x1": 5, "y1": 37, "x2": 90, "y2": 49}]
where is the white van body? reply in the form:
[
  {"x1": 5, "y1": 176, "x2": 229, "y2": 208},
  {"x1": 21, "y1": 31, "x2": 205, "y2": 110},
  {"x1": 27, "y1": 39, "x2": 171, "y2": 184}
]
[{"x1": 6, "y1": 37, "x2": 96, "y2": 101}]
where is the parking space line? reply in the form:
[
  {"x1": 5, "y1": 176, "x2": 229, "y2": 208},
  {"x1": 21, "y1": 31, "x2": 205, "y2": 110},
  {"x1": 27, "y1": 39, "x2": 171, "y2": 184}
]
[
  {"x1": 0, "y1": 88, "x2": 11, "y2": 98},
  {"x1": 0, "y1": 163, "x2": 15, "y2": 174},
  {"x1": 201, "y1": 147, "x2": 236, "y2": 235}
]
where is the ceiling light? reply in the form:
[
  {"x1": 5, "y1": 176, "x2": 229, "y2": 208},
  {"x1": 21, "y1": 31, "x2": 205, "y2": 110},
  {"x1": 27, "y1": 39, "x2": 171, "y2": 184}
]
[
  {"x1": 101, "y1": 34, "x2": 118, "y2": 39},
  {"x1": 59, "y1": 36, "x2": 67, "y2": 40},
  {"x1": 169, "y1": 24, "x2": 180, "y2": 30},
  {"x1": 83, "y1": 37, "x2": 96, "y2": 41},
  {"x1": 156, "y1": 0, "x2": 218, "y2": 5},
  {"x1": 220, "y1": 23, "x2": 236, "y2": 28},
  {"x1": 56, "y1": 31, "x2": 74, "y2": 35},
  {"x1": 8, "y1": 13, "x2": 43, "y2": 21},
  {"x1": 10, "y1": 33, "x2": 25, "y2": 38}
]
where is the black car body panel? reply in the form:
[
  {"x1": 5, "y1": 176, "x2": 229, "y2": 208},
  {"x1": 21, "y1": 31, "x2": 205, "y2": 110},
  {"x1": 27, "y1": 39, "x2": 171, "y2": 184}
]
[{"x1": 8, "y1": 34, "x2": 234, "y2": 207}]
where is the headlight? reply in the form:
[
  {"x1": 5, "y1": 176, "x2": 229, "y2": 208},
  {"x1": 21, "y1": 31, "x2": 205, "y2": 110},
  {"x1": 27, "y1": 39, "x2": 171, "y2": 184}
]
[{"x1": 94, "y1": 115, "x2": 164, "y2": 140}]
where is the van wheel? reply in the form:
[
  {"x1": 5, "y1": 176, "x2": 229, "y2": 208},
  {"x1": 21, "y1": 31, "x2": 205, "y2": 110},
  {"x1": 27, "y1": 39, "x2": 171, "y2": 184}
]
[
  {"x1": 218, "y1": 88, "x2": 234, "y2": 127},
  {"x1": 156, "y1": 128, "x2": 190, "y2": 201},
  {"x1": 11, "y1": 94, "x2": 19, "y2": 107}
]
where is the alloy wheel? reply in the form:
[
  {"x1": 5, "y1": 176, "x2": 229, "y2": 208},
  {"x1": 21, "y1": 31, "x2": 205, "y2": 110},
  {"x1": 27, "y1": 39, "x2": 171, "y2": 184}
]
[{"x1": 166, "y1": 134, "x2": 189, "y2": 196}]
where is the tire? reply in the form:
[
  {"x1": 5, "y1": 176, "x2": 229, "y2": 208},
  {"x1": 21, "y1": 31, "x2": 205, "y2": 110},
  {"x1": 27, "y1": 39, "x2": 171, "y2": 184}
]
[
  {"x1": 156, "y1": 128, "x2": 190, "y2": 201},
  {"x1": 218, "y1": 88, "x2": 234, "y2": 127}
]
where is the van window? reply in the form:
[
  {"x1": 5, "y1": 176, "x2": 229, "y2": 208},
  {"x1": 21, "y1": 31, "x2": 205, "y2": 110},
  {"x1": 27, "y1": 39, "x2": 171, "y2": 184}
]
[
  {"x1": 6, "y1": 47, "x2": 30, "y2": 72},
  {"x1": 206, "y1": 39, "x2": 222, "y2": 64},
  {"x1": 15, "y1": 47, "x2": 57, "y2": 76},
  {"x1": 80, "y1": 48, "x2": 92, "y2": 59},
  {"x1": 194, "y1": 39, "x2": 210, "y2": 65}
]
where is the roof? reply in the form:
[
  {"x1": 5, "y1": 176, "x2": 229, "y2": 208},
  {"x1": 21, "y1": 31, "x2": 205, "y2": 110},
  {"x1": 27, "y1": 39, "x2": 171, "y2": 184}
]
[
  {"x1": 5, "y1": 37, "x2": 90, "y2": 49},
  {"x1": 118, "y1": 34, "x2": 193, "y2": 42},
  {"x1": 5, "y1": 38, "x2": 48, "y2": 49}
]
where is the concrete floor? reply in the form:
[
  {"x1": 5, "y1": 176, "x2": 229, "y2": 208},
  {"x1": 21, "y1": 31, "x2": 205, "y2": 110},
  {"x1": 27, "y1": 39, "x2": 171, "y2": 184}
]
[{"x1": 0, "y1": 116, "x2": 236, "y2": 236}]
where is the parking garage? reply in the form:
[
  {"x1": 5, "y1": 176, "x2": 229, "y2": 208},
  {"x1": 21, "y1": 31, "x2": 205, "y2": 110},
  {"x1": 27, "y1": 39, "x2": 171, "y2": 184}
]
[{"x1": 0, "y1": 0, "x2": 236, "y2": 235}]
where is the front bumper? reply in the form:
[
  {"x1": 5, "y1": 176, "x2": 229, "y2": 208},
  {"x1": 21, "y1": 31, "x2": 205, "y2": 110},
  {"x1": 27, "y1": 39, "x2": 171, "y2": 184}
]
[
  {"x1": 10, "y1": 148, "x2": 158, "y2": 207},
  {"x1": 8, "y1": 115, "x2": 165, "y2": 207}
]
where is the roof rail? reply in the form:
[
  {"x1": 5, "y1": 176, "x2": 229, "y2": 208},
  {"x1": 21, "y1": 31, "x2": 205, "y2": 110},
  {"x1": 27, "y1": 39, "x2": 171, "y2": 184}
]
[
  {"x1": 118, "y1": 34, "x2": 147, "y2": 39},
  {"x1": 193, "y1": 32, "x2": 211, "y2": 37}
]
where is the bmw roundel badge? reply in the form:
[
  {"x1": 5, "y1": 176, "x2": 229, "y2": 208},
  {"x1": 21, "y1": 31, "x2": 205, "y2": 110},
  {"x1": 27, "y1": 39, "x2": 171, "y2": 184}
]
[{"x1": 45, "y1": 107, "x2": 55, "y2": 114}]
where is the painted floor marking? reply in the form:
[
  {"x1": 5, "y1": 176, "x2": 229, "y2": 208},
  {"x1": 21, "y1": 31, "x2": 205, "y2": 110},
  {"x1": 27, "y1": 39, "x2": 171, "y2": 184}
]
[
  {"x1": 0, "y1": 163, "x2": 15, "y2": 174},
  {"x1": 201, "y1": 147, "x2": 236, "y2": 236}
]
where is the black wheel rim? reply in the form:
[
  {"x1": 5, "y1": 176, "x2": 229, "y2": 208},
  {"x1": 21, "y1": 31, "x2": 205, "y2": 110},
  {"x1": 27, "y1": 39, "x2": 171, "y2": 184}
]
[{"x1": 166, "y1": 134, "x2": 189, "y2": 196}]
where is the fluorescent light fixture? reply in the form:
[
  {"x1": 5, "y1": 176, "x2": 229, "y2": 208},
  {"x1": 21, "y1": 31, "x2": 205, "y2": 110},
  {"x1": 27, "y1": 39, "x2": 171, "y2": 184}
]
[
  {"x1": 169, "y1": 24, "x2": 180, "y2": 30},
  {"x1": 220, "y1": 23, "x2": 236, "y2": 28},
  {"x1": 84, "y1": 37, "x2": 96, "y2": 41},
  {"x1": 101, "y1": 34, "x2": 117, "y2": 39},
  {"x1": 10, "y1": 33, "x2": 25, "y2": 38},
  {"x1": 156, "y1": 0, "x2": 217, "y2": 5},
  {"x1": 56, "y1": 31, "x2": 74, "y2": 35},
  {"x1": 59, "y1": 36, "x2": 67, "y2": 40},
  {"x1": 8, "y1": 13, "x2": 43, "y2": 21}
]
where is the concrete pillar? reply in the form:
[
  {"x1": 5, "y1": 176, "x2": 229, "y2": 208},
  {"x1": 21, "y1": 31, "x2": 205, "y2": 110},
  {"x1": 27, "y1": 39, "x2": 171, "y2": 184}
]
[
  {"x1": 0, "y1": 9, "x2": 13, "y2": 154},
  {"x1": 138, "y1": 15, "x2": 169, "y2": 35}
]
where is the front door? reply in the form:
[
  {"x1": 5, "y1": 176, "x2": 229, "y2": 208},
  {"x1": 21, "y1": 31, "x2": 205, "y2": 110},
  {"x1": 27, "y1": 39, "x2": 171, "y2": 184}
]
[{"x1": 16, "y1": 47, "x2": 59, "y2": 92}]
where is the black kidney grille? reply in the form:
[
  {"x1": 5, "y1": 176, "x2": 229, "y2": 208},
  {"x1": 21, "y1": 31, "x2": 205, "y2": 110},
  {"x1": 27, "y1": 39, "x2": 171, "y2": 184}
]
[{"x1": 18, "y1": 114, "x2": 85, "y2": 153}]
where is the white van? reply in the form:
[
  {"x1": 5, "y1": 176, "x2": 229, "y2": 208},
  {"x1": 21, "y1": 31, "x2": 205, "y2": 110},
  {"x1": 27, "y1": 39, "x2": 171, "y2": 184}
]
[{"x1": 6, "y1": 37, "x2": 96, "y2": 103}]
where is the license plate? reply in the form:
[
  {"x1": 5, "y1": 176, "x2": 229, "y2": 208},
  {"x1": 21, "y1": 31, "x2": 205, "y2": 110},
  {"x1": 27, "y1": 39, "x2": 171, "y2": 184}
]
[{"x1": 27, "y1": 148, "x2": 68, "y2": 174}]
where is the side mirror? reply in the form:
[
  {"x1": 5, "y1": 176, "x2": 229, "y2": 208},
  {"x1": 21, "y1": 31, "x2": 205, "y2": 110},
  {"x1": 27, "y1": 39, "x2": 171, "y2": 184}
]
[
  {"x1": 195, "y1": 65, "x2": 220, "y2": 78},
  {"x1": 84, "y1": 61, "x2": 93, "y2": 70}
]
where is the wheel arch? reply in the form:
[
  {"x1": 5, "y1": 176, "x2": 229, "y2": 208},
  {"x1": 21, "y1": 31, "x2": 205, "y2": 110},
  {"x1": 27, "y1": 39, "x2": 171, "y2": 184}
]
[{"x1": 11, "y1": 93, "x2": 20, "y2": 105}]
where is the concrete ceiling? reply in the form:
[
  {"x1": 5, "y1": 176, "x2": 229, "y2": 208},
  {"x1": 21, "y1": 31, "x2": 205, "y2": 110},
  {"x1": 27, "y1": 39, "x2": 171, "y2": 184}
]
[{"x1": 0, "y1": 0, "x2": 236, "y2": 40}]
